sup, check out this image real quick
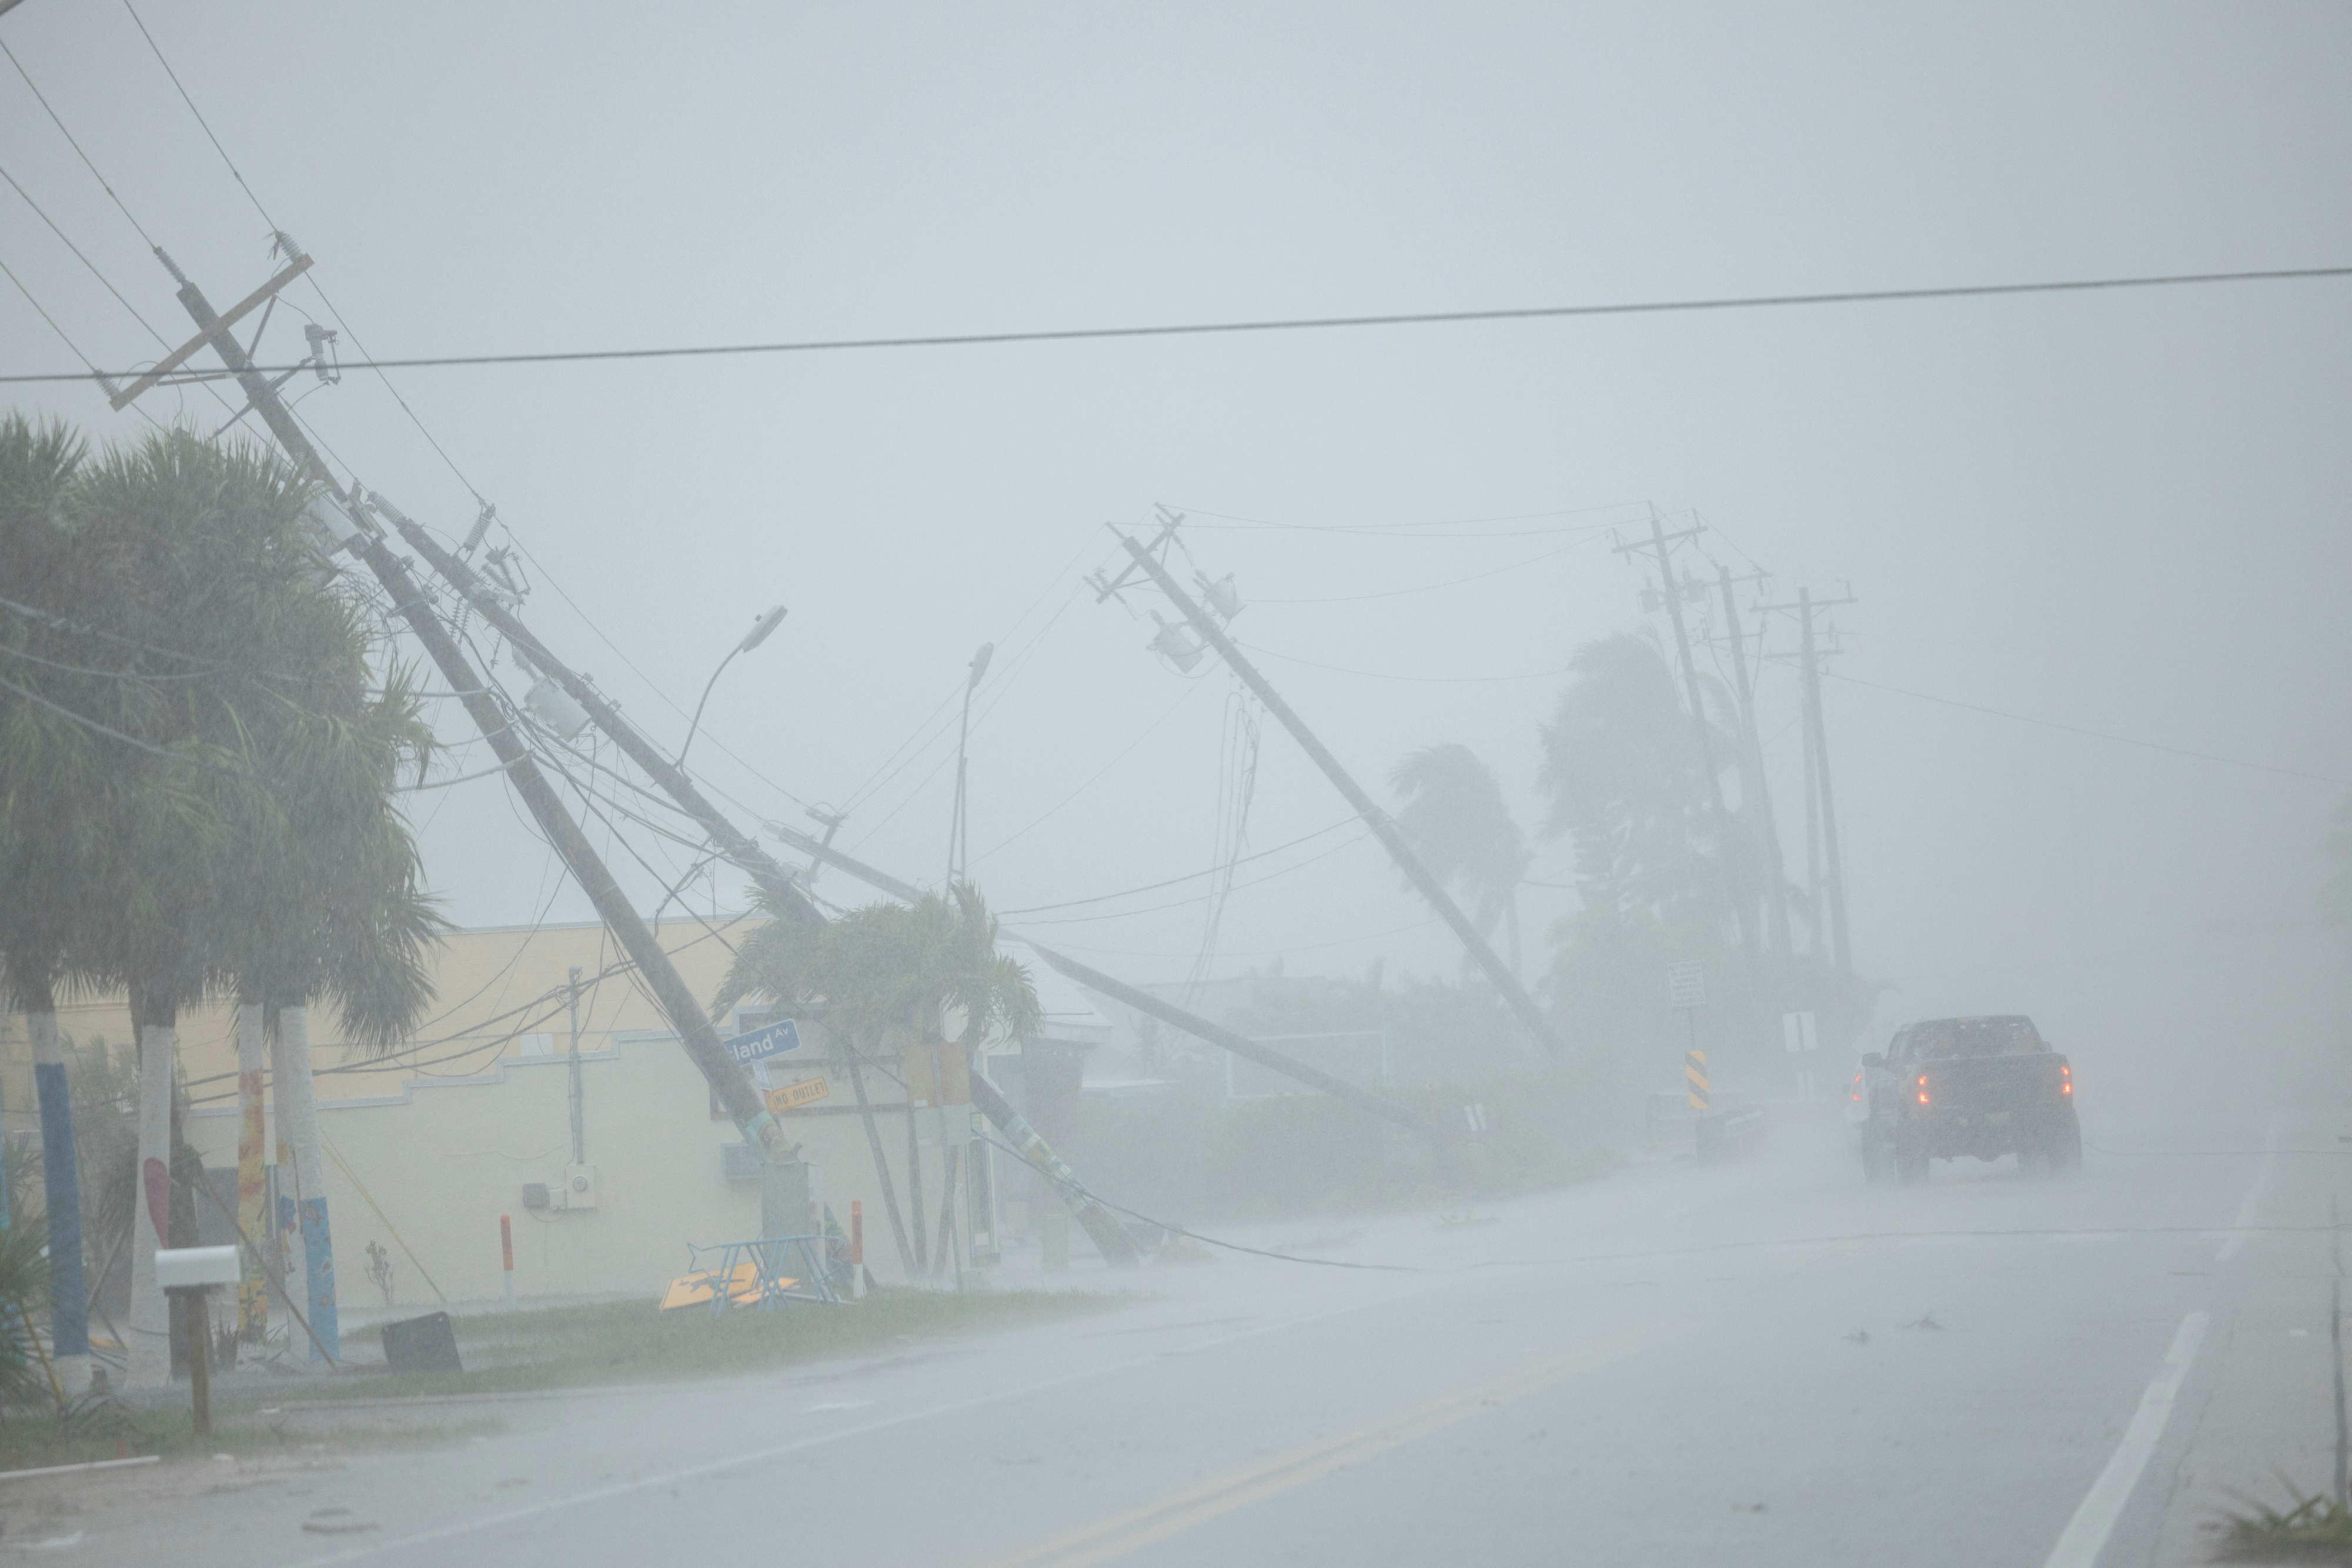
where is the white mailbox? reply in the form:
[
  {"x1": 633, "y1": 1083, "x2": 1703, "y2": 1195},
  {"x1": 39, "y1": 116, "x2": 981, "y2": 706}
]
[{"x1": 154, "y1": 1245, "x2": 240, "y2": 1288}]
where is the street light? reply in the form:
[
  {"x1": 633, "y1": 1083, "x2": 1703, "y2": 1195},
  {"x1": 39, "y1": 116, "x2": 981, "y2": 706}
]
[
  {"x1": 946, "y1": 642, "x2": 994, "y2": 887},
  {"x1": 677, "y1": 604, "x2": 786, "y2": 767}
]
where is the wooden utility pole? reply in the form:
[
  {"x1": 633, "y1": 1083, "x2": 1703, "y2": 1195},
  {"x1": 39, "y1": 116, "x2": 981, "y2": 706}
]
[
  {"x1": 366, "y1": 508, "x2": 824, "y2": 935},
  {"x1": 380, "y1": 499, "x2": 1140, "y2": 1266},
  {"x1": 1114, "y1": 530, "x2": 1569, "y2": 1062},
  {"x1": 1614, "y1": 516, "x2": 1758, "y2": 968},
  {"x1": 1797, "y1": 588, "x2": 1853, "y2": 979},
  {"x1": 1716, "y1": 564, "x2": 1793, "y2": 969},
  {"x1": 152, "y1": 251, "x2": 794, "y2": 1159}
]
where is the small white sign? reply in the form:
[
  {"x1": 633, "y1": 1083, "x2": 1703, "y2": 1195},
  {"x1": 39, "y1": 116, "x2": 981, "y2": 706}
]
[
  {"x1": 1665, "y1": 961, "x2": 1707, "y2": 1010},
  {"x1": 155, "y1": 1245, "x2": 240, "y2": 1288},
  {"x1": 1782, "y1": 1010, "x2": 1819, "y2": 1054}
]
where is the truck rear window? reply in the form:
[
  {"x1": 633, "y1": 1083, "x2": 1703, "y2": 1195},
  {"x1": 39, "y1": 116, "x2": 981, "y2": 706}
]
[{"x1": 1906, "y1": 1018, "x2": 2043, "y2": 1060}]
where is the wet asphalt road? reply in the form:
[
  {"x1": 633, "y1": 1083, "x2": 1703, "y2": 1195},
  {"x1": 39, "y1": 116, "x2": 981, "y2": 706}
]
[{"x1": 52, "y1": 1092, "x2": 2348, "y2": 1568}]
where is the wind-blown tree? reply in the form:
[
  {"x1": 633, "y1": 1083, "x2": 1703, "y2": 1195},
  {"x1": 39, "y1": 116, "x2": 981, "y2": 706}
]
[
  {"x1": 1391, "y1": 743, "x2": 1532, "y2": 978},
  {"x1": 0, "y1": 414, "x2": 222, "y2": 1388},
  {"x1": 714, "y1": 883, "x2": 1040, "y2": 1278},
  {"x1": 36, "y1": 427, "x2": 436, "y2": 1380},
  {"x1": 212, "y1": 598, "x2": 444, "y2": 1355},
  {"x1": 1536, "y1": 631, "x2": 1743, "y2": 929}
]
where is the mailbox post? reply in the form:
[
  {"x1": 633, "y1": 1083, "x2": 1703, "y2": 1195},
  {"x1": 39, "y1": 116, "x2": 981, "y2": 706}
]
[{"x1": 156, "y1": 1246, "x2": 240, "y2": 1435}]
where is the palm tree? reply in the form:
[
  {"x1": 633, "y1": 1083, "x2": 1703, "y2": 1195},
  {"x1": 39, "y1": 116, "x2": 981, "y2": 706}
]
[
  {"x1": 208, "y1": 577, "x2": 444, "y2": 1357},
  {"x1": 714, "y1": 882, "x2": 1040, "y2": 1278},
  {"x1": 1536, "y1": 631, "x2": 1743, "y2": 930},
  {"x1": 1389, "y1": 743, "x2": 1531, "y2": 977},
  {"x1": 32, "y1": 427, "x2": 433, "y2": 1379},
  {"x1": 0, "y1": 414, "x2": 228, "y2": 1387}
]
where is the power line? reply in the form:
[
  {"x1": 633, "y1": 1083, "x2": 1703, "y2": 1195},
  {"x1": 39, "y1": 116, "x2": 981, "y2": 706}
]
[
  {"x1": 1825, "y1": 670, "x2": 2350, "y2": 787},
  {"x1": 1010, "y1": 827, "x2": 1376, "y2": 927},
  {"x1": 0, "y1": 157, "x2": 176, "y2": 351},
  {"x1": 9, "y1": 263, "x2": 2349, "y2": 389},
  {"x1": 118, "y1": 0, "x2": 277, "y2": 233},
  {"x1": 998, "y1": 816, "x2": 1358, "y2": 915},
  {"x1": 0, "y1": 35, "x2": 159, "y2": 251},
  {"x1": 1235, "y1": 639, "x2": 1572, "y2": 685}
]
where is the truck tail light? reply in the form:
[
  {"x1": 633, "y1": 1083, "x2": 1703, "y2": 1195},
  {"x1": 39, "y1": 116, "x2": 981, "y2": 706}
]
[
  {"x1": 2061, "y1": 1065, "x2": 2072, "y2": 1095},
  {"x1": 1916, "y1": 1073, "x2": 1930, "y2": 1106},
  {"x1": 1850, "y1": 1072, "x2": 1863, "y2": 1103}
]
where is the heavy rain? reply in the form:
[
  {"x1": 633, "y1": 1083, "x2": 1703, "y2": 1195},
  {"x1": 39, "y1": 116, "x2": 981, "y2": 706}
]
[{"x1": 1, "y1": 5, "x2": 2348, "y2": 1564}]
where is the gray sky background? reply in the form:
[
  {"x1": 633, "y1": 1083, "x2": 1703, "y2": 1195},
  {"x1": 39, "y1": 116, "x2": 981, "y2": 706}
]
[{"x1": 4, "y1": 2, "x2": 2347, "y2": 1069}]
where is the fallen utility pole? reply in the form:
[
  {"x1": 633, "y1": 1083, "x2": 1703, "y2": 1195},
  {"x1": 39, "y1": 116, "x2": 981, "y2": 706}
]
[
  {"x1": 762, "y1": 823, "x2": 1438, "y2": 1141},
  {"x1": 1114, "y1": 530, "x2": 1569, "y2": 1062},
  {"x1": 385, "y1": 497, "x2": 1135, "y2": 1266},
  {"x1": 158, "y1": 251, "x2": 793, "y2": 1160}
]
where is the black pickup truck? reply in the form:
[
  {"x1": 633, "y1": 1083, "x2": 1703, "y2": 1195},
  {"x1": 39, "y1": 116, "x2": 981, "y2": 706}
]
[{"x1": 1853, "y1": 1015, "x2": 2080, "y2": 1183}]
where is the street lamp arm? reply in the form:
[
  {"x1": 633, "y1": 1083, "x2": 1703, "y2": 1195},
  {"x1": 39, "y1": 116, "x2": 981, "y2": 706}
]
[{"x1": 676, "y1": 644, "x2": 741, "y2": 769}]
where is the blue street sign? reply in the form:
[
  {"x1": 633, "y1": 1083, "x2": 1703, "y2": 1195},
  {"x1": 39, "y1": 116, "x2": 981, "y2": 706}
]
[{"x1": 723, "y1": 1019, "x2": 804, "y2": 1065}]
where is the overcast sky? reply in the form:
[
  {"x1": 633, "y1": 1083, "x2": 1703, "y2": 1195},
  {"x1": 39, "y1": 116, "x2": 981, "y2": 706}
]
[{"x1": 5, "y1": 2, "x2": 2347, "y2": 1067}]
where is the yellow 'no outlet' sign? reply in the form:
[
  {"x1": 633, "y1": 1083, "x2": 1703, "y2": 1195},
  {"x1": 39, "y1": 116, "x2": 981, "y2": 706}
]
[{"x1": 765, "y1": 1076, "x2": 831, "y2": 1115}]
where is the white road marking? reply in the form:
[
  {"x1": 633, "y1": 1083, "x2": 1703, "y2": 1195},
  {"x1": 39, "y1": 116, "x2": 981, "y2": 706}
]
[
  {"x1": 801, "y1": 1400, "x2": 873, "y2": 1413},
  {"x1": 2040, "y1": 1310, "x2": 2210, "y2": 1568},
  {"x1": 2216, "y1": 1115, "x2": 2283, "y2": 1262}
]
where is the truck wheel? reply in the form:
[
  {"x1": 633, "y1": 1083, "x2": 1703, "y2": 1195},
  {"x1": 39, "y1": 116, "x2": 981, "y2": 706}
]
[
  {"x1": 1895, "y1": 1140, "x2": 1929, "y2": 1185},
  {"x1": 2016, "y1": 1142, "x2": 2047, "y2": 1178},
  {"x1": 2047, "y1": 1121, "x2": 2082, "y2": 1175}
]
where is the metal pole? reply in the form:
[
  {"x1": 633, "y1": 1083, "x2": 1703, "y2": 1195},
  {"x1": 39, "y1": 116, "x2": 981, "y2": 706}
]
[
  {"x1": 159, "y1": 253, "x2": 795, "y2": 1162},
  {"x1": 948, "y1": 681, "x2": 973, "y2": 887},
  {"x1": 1115, "y1": 531, "x2": 1568, "y2": 1062},
  {"x1": 566, "y1": 964, "x2": 586, "y2": 1166}
]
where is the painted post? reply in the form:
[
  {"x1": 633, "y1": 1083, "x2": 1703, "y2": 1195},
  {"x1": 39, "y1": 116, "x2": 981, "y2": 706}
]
[
  {"x1": 29, "y1": 1011, "x2": 88, "y2": 1391},
  {"x1": 850, "y1": 1200, "x2": 866, "y2": 1299},
  {"x1": 500, "y1": 1215, "x2": 516, "y2": 1309},
  {"x1": 127, "y1": 1023, "x2": 173, "y2": 1388},
  {"x1": 233, "y1": 1002, "x2": 269, "y2": 1342},
  {"x1": 275, "y1": 1005, "x2": 337, "y2": 1362}
]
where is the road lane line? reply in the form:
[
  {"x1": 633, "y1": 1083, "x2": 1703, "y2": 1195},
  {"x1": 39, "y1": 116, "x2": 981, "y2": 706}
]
[
  {"x1": 976, "y1": 1318, "x2": 1693, "y2": 1568},
  {"x1": 2216, "y1": 1115, "x2": 2283, "y2": 1262},
  {"x1": 2041, "y1": 1310, "x2": 2210, "y2": 1568},
  {"x1": 283, "y1": 1285, "x2": 1445, "y2": 1568}
]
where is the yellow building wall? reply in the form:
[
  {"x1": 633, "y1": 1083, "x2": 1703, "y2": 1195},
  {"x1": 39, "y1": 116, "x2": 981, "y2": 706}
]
[{"x1": 0, "y1": 917, "x2": 953, "y2": 1299}]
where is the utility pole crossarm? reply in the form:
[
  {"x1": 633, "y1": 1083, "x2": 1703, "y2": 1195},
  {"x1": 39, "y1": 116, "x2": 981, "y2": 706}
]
[
  {"x1": 1114, "y1": 531, "x2": 1569, "y2": 1062},
  {"x1": 163, "y1": 263, "x2": 794, "y2": 1162},
  {"x1": 113, "y1": 253, "x2": 312, "y2": 410}
]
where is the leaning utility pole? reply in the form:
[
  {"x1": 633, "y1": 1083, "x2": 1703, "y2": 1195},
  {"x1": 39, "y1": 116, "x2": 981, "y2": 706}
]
[
  {"x1": 363, "y1": 508, "x2": 824, "y2": 936},
  {"x1": 1114, "y1": 530, "x2": 1569, "y2": 1062},
  {"x1": 1716, "y1": 564, "x2": 1793, "y2": 970},
  {"x1": 379, "y1": 477, "x2": 1140, "y2": 1265},
  {"x1": 1796, "y1": 587, "x2": 1854, "y2": 980},
  {"x1": 1614, "y1": 514, "x2": 1757, "y2": 968},
  {"x1": 151, "y1": 250, "x2": 794, "y2": 1161}
]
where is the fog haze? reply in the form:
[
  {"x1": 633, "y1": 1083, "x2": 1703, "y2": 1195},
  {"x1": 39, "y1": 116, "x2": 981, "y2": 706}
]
[{"x1": 5, "y1": 0, "x2": 2347, "y2": 1067}]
